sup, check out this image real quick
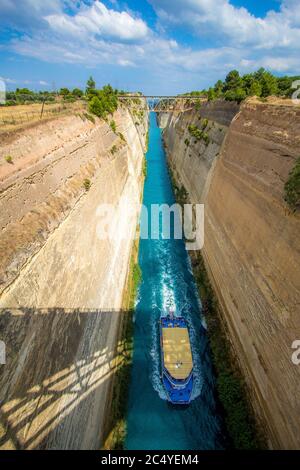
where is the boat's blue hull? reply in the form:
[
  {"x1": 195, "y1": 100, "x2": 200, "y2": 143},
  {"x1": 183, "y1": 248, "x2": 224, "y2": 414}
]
[
  {"x1": 162, "y1": 372, "x2": 194, "y2": 405},
  {"x1": 160, "y1": 316, "x2": 194, "y2": 405}
]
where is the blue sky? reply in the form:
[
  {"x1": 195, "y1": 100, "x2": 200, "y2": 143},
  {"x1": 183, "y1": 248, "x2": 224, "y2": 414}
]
[{"x1": 0, "y1": 0, "x2": 299, "y2": 94}]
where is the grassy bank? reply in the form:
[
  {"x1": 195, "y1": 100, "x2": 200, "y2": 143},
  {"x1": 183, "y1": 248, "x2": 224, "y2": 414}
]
[{"x1": 168, "y1": 162, "x2": 265, "y2": 449}]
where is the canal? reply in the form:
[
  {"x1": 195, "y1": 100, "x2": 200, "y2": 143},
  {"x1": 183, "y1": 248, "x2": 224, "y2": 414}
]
[{"x1": 125, "y1": 112, "x2": 226, "y2": 450}]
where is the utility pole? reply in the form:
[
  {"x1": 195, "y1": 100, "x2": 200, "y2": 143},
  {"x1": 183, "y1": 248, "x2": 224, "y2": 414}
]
[{"x1": 40, "y1": 96, "x2": 46, "y2": 119}]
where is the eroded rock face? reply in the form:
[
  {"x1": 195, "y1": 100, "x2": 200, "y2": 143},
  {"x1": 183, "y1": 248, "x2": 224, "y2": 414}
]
[
  {"x1": 159, "y1": 105, "x2": 230, "y2": 204},
  {"x1": 0, "y1": 107, "x2": 148, "y2": 449},
  {"x1": 163, "y1": 99, "x2": 300, "y2": 449}
]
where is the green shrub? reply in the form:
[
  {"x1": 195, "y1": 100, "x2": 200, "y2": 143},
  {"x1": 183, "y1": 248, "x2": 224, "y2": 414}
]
[
  {"x1": 201, "y1": 118, "x2": 209, "y2": 129},
  {"x1": 63, "y1": 95, "x2": 76, "y2": 103},
  {"x1": 202, "y1": 132, "x2": 210, "y2": 146},
  {"x1": 188, "y1": 124, "x2": 202, "y2": 140},
  {"x1": 224, "y1": 88, "x2": 247, "y2": 103},
  {"x1": 284, "y1": 157, "x2": 300, "y2": 211},
  {"x1": 83, "y1": 112, "x2": 95, "y2": 124},
  {"x1": 59, "y1": 87, "x2": 70, "y2": 97},
  {"x1": 118, "y1": 132, "x2": 126, "y2": 142},
  {"x1": 111, "y1": 145, "x2": 118, "y2": 155},
  {"x1": 89, "y1": 96, "x2": 105, "y2": 118},
  {"x1": 86, "y1": 76, "x2": 96, "y2": 96},
  {"x1": 110, "y1": 120, "x2": 117, "y2": 133},
  {"x1": 88, "y1": 83, "x2": 118, "y2": 119},
  {"x1": 188, "y1": 125, "x2": 210, "y2": 145},
  {"x1": 5, "y1": 155, "x2": 13, "y2": 164},
  {"x1": 142, "y1": 156, "x2": 147, "y2": 178},
  {"x1": 132, "y1": 263, "x2": 142, "y2": 288},
  {"x1": 72, "y1": 88, "x2": 83, "y2": 98},
  {"x1": 83, "y1": 178, "x2": 91, "y2": 191},
  {"x1": 207, "y1": 88, "x2": 216, "y2": 101}
]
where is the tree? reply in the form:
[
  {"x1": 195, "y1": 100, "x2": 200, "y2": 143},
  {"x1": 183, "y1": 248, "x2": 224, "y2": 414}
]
[
  {"x1": 89, "y1": 96, "x2": 105, "y2": 118},
  {"x1": 224, "y1": 87, "x2": 246, "y2": 103},
  {"x1": 207, "y1": 88, "x2": 216, "y2": 101},
  {"x1": 254, "y1": 67, "x2": 266, "y2": 82},
  {"x1": 214, "y1": 80, "x2": 224, "y2": 97},
  {"x1": 241, "y1": 73, "x2": 254, "y2": 93},
  {"x1": 249, "y1": 80, "x2": 262, "y2": 97},
  {"x1": 234, "y1": 88, "x2": 247, "y2": 103},
  {"x1": 16, "y1": 88, "x2": 33, "y2": 95},
  {"x1": 86, "y1": 76, "x2": 96, "y2": 95},
  {"x1": 102, "y1": 84, "x2": 114, "y2": 95},
  {"x1": 88, "y1": 84, "x2": 118, "y2": 118},
  {"x1": 59, "y1": 87, "x2": 70, "y2": 97},
  {"x1": 260, "y1": 71, "x2": 278, "y2": 97},
  {"x1": 72, "y1": 88, "x2": 83, "y2": 98},
  {"x1": 224, "y1": 70, "x2": 241, "y2": 91}
]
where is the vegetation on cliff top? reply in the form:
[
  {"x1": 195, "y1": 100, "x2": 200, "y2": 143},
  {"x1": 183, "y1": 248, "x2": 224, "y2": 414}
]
[
  {"x1": 284, "y1": 157, "x2": 300, "y2": 212},
  {"x1": 4, "y1": 87, "x2": 84, "y2": 106},
  {"x1": 2, "y1": 76, "x2": 122, "y2": 118},
  {"x1": 87, "y1": 81, "x2": 118, "y2": 119},
  {"x1": 184, "y1": 68, "x2": 300, "y2": 104}
]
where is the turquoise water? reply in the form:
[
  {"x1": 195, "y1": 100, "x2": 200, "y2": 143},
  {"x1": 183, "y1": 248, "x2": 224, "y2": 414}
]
[{"x1": 125, "y1": 113, "x2": 226, "y2": 450}]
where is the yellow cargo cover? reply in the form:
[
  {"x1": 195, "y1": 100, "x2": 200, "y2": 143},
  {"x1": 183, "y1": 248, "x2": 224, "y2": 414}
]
[{"x1": 162, "y1": 327, "x2": 193, "y2": 380}]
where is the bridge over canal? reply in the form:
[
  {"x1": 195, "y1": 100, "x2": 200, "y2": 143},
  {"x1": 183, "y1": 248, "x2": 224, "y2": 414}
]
[{"x1": 118, "y1": 95, "x2": 205, "y2": 112}]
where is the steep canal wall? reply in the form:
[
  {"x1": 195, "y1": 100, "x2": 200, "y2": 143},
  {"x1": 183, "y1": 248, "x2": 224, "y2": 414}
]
[
  {"x1": 160, "y1": 99, "x2": 300, "y2": 449},
  {"x1": 0, "y1": 105, "x2": 148, "y2": 449}
]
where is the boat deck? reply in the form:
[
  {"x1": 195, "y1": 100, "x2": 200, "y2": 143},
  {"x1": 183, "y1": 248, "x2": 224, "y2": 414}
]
[{"x1": 162, "y1": 326, "x2": 193, "y2": 380}]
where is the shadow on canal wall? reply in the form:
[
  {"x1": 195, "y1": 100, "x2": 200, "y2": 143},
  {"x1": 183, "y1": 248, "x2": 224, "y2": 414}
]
[{"x1": 0, "y1": 307, "x2": 132, "y2": 450}]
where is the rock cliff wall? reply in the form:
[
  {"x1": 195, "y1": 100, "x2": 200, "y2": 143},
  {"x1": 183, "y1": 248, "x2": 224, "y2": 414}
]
[
  {"x1": 0, "y1": 105, "x2": 148, "y2": 449},
  {"x1": 162, "y1": 99, "x2": 300, "y2": 449}
]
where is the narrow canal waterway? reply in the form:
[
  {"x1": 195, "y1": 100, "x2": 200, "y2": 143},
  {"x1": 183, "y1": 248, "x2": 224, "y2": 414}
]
[{"x1": 125, "y1": 112, "x2": 226, "y2": 450}]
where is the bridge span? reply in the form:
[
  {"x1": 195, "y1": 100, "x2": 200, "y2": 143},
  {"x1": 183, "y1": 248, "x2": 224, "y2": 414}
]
[{"x1": 118, "y1": 95, "x2": 205, "y2": 112}]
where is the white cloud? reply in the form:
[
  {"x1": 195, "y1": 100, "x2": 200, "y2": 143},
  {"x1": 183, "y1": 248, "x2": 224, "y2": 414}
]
[
  {"x1": 0, "y1": 76, "x2": 17, "y2": 84},
  {"x1": 45, "y1": 1, "x2": 149, "y2": 41},
  {"x1": 118, "y1": 59, "x2": 136, "y2": 67},
  {"x1": 0, "y1": 76, "x2": 50, "y2": 87},
  {"x1": 251, "y1": 55, "x2": 300, "y2": 73},
  {"x1": 0, "y1": 0, "x2": 62, "y2": 29},
  {"x1": 1, "y1": 0, "x2": 300, "y2": 93},
  {"x1": 150, "y1": 0, "x2": 300, "y2": 50}
]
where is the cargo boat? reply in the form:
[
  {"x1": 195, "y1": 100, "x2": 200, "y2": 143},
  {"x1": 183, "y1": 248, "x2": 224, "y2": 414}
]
[{"x1": 160, "y1": 315, "x2": 194, "y2": 404}]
